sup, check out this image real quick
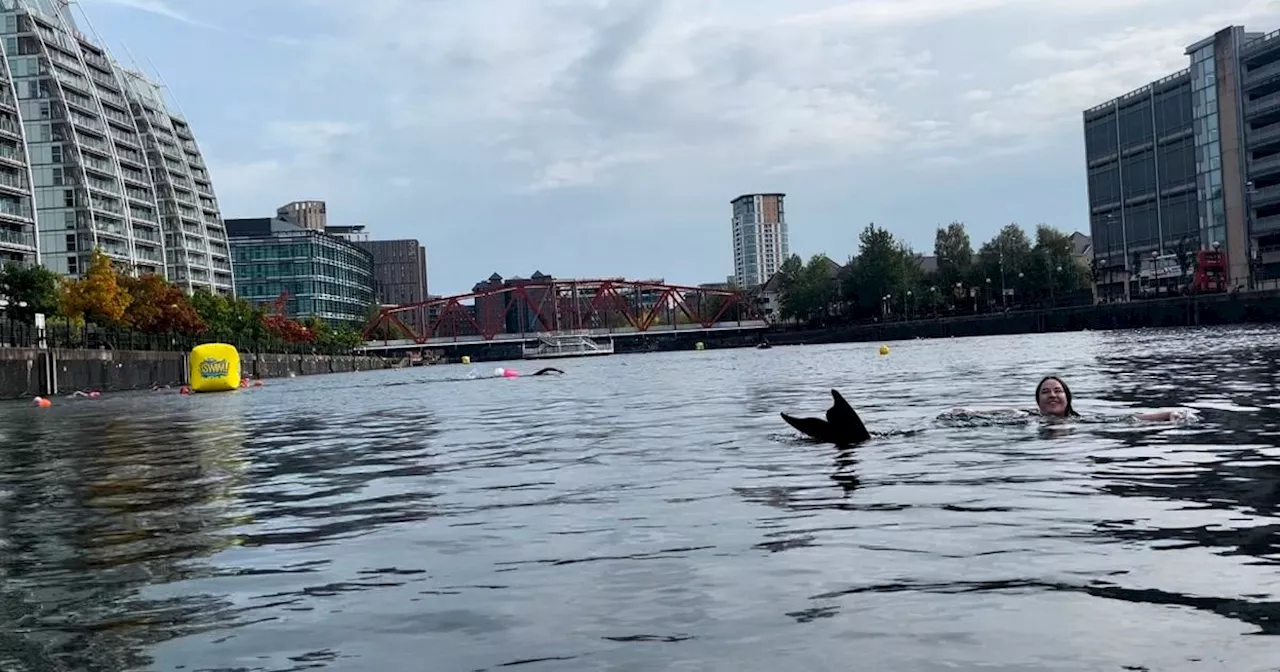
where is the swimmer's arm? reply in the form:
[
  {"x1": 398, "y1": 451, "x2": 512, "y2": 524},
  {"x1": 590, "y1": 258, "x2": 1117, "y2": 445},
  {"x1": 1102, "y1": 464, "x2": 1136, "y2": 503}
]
[{"x1": 1132, "y1": 409, "x2": 1193, "y2": 422}]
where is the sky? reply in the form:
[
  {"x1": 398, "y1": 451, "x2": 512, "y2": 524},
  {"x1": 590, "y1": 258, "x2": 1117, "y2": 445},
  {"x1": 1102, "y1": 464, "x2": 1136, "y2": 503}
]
[{"x1": 76, "y1": 0, "x2": 1280, "y2": 296}]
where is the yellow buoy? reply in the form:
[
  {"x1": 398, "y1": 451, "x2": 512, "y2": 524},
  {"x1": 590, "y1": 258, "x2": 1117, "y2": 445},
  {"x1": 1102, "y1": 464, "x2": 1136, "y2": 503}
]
[
  {"x1": 879, "y1": 344, "x2": 890, "y2": 356},
  {"x1": 461, "y1": 355, "x2": 471, "y2": 365},
  {"x1": 695, "y1": 341, "x2": 705, "y2": 350},
  {"x1": 189, "y1": 343, "x2": 241, "y2": 393}
]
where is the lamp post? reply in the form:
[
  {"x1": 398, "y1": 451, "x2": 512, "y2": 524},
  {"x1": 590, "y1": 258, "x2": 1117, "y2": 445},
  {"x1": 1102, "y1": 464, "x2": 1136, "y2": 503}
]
[
  {"x1": 1150, "y1": 250, "x2": 1159, "y2": 297},
  {"x1": 1050, "y1": 265, "x2": 1062, "y2": 306},
  {"x1": 1246, "y1": 181, "x2": 1257, "y2": 290}
]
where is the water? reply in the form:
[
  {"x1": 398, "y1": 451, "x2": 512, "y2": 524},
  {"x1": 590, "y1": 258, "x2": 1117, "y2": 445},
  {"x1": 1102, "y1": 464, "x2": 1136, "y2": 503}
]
[{"x1": 1, "y1": 327, "x2": 1278, "y2": 671}]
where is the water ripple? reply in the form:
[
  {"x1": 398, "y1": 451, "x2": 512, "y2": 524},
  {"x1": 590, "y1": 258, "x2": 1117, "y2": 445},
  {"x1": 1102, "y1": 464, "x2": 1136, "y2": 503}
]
[{"x1": 1, "y1": 326, "x2": 1278, "y2": 671}]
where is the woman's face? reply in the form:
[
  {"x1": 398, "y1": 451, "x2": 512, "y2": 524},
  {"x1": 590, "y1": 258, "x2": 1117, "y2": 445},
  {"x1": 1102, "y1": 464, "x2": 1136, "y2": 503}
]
[{"x1": 1037, "y1": 378, "x2": 1069, "y2": 417}]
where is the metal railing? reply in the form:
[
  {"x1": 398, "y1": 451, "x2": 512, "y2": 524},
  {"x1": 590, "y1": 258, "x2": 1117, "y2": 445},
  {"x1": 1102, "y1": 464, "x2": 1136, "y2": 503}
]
[{"x1": 0, "y1": 318, "x2": 364, "y2": 356}]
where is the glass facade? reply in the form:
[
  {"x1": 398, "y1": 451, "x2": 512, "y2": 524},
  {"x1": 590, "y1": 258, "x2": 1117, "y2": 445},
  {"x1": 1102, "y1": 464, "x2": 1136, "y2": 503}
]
[
  {"x1": 730, "y1": 194, "x2": 788, "y2": 287},
  {"x1": 0, "y1": 0, "x2": 232, "y2": 294},
  {"x1": 1191, "y1": 45, "x2": 1227, "y2": 249},
  {"x1": 231, "y1": 230, "x2": 375, "y2": 326},
  {"x1": 120, "y1": 70, "x2": 232, "y2": 292},
  {"x1": 1084, "y1": 71, "x2": 1198, "y2": 293}
]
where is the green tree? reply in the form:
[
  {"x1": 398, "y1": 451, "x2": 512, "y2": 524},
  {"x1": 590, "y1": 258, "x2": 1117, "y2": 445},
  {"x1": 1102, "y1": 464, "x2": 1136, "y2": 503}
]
[
  {"x1": 1174, "y1": 236, "x2": 1195, "y2": 289},
  {"x1": 843, "y1": 223, "x2": 916, "y2": 318},
  {"x1": 933, "y1": 221, "x2": 973, "y2": 288},
  {"x1": 0, "y1": 261, "x2": 60, "y2": 322},
  {"x1": 191, "y1": 290, "x2": 270, "y2": 344},
  {"x1": 974, "y1": 223, "x2": 1033, "y2": 305},
  {"x1": 776, "y1": 254, "x2": 807, "y2": 323}
]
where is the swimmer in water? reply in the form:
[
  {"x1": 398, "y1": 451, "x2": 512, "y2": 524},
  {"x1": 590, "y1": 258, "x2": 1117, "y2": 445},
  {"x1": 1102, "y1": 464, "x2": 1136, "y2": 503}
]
[
  {"x1": 783, "y1": 375, "x2": 1194, "y2": 446},
  {"x1": 531, "y1": 367, "x2": 564, "y2": 376},
  {"x1": 1031, "y1": 375, "x2": 1185, "y2": 422}
]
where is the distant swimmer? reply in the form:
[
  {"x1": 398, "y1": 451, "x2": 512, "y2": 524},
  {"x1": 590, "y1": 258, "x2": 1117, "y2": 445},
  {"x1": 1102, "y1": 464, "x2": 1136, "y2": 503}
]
[
  {"x1": 781, "y1": 375, "x2": 1195, "y2": 447},
  {"x1": 531, "y1": 367, "x2": 565, "y2": 376}
]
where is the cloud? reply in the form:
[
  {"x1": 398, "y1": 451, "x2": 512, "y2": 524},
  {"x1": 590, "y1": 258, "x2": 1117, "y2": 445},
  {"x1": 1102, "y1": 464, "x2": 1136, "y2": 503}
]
[
  {"x1": 79, "y1": 0, "x2": 304, "y2": 46},
  {"x1": 284, "y1": 0, "x2": 1280, "y2": 196},
  {"x1": 94, "y1": 0, "x2": 1280, "y2": 292},
  {"x1": 967, "y1": 0, "x2": 1280, "y2": 151},
  {"x1": 80, "y1": 0, "x2": 210, "y2": 28}
]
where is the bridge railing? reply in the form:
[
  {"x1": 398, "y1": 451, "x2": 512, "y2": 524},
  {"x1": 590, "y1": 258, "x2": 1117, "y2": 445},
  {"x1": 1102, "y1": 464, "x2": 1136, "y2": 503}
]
[{"x1": 361, "y1": 319, "x2": 769, "y2": 349}]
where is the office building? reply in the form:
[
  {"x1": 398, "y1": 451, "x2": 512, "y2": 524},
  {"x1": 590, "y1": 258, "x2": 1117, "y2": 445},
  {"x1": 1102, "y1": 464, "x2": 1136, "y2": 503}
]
[
  {"x1": 357, "y1": 237, "x2": 428, "y2": 330},
  {"x1": 277, "y1": 200, "x2": 326, "y2": 231},
  {"x1": 358, "y1": 238, "x2": 427, "y2": 304},
  {"x1": 225, "y1": 215, "x2": 374, "y2": 326},
  {"x1": 730, "y1": 193, "x2": 789, "y2": 288},
  {"x1": 326, "y1": 223, "x2": 369, "y2": 242},
  {"x1": 1084, "y1": 25, "x2": 1280, "y2": 297},
  {"x1": 0, "y1": 0, "x2": 232, "y2": 292}
]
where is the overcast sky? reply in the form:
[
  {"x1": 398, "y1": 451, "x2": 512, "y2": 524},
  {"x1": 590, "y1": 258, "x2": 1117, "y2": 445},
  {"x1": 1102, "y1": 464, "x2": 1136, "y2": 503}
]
[{"x1": 80, "y1": 0, "x2": 1280, "y2": 295}]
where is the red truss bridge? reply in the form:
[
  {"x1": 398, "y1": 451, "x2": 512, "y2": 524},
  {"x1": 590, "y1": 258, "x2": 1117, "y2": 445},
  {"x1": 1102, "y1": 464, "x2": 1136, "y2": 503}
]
[{"x1": 361, "y1": 277, "x2": 768, "y2": 349}]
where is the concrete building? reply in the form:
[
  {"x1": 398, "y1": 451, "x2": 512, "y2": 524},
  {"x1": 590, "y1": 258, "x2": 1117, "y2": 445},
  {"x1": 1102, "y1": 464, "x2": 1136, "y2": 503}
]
[
  {"x1": 731, "y1": 193, "x2": 789, "y2": 288},
  {"x1": 357, "y1": 238, "x2": 428, "y2": 329},
  {"x1": 325, "y1": 223, "x2": 369, "y2": 242},
  {"x1": 277, "y1": 200, "x2": 326, "y2": 231},
  {"x1": 225, "y1": 216, "x2": 374, "y2": 326},
  {"x1": 1084, "y1": 25, "x2": 1280, "y2": 298},
  {"x1": 0, "y1": 0, "x2": 232, "y2": 293}
]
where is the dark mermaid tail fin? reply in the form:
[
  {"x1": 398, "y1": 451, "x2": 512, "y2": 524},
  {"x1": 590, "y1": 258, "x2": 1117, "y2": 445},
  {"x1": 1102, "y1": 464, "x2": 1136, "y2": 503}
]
[{"x1": 781, "y1": 389, "x2": 872, "y2": 446}]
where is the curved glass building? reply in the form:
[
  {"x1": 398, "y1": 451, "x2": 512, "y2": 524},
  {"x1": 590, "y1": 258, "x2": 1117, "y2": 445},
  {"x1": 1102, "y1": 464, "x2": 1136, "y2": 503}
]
[{"x1": 0, "y1": 0, "x2": 233, "y2": 294}]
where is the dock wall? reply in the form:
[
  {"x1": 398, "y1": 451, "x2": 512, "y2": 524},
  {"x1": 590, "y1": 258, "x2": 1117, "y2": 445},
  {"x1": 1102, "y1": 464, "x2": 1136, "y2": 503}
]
[{"x1": 0, "y1": 348, "x2": 399, "y2": 400}]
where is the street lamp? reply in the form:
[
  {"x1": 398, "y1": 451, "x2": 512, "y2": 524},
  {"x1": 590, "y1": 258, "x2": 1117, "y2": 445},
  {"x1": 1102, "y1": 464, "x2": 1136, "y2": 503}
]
[
  {"x1": 1150, "y1": 250, "x2": 1159, "y2": 296},
  {"x1": 1247, "y1": 181, "x2": 1257, "y2": 290}
]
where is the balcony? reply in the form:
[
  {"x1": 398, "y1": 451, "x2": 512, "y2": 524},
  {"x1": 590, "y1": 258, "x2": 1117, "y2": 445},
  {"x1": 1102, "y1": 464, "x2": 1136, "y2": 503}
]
[
  {"x1": 1250, "y1": 183, "x2": 1280, "y2": 207},
  {"x1": 1249, "y1": 152, "x2": 1280, "y2": 179},
  {"x1": 1248, "y1": 121, "x2": 1280, "y2": 149},
  {"x1": 0, "y1": 227, "x2": 33, "y2": 249},
  {"x1": 0, "y1": 171, "x2": 28, "y2": 195},
  {"x1": 1246, "y1": 90, "x2": 1280, "y2": 118},
  {"x1": 1254, "y1": 213, "x2": 1280, "y2": 234},
  {"x1": 0, "y1": 118, "x2": 23, "y2": 139},
  {"x1": 0, "y1": 199, "x2": 33, "y2": 221}
]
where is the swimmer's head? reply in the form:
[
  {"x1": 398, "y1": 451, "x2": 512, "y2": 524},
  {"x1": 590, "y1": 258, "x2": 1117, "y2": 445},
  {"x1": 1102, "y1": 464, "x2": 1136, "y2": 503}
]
[{"x1": 1035, "y1": 376, "x2": 1077, "y2": 417}]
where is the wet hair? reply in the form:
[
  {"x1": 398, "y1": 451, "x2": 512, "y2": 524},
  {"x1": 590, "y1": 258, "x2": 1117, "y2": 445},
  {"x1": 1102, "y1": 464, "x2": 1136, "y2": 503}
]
[{"x1": 1035, "y1": 375, "x2": 1079, "y2": 417}]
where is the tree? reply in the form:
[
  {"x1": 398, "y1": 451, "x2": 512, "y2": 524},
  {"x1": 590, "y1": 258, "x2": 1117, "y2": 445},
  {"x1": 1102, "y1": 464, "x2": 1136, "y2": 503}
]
[
  {"x1": 191, "y1": 290, "x2": 270, "y2": 344},
  {"x1": 59, "y1": 248, "x2": 131, "y2": 324},
  {"x1": 843, "y1": 223, "x2": 917, "y2": 318},
  {"x1": 933, "y1": 222, "x2": 973, "y2": 288},
  {"x1": 0, "y1": 261, "x2": 60, "y2": 322},
  {"x1": 1028, "y1": 224, "x2": 1089, "y2": 300},
  {"x1": 262, "y1": 291, "x2": 314, "y2": 343},
  {"x1": 1174, "y1": 236, "x2": 1195, "y2": 289},
  {"x1": 120, "y1": 273, "x2": 205, "y2": 334},
  {"x1": 776, "y1": 254, "x2": 807, "y2": 323}
]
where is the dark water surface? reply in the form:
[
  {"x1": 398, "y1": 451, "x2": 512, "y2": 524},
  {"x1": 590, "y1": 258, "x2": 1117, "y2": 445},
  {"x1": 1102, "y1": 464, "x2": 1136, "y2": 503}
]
[{"x1": 2, "y1": 327, "x2": 1278, "y2": 671}]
